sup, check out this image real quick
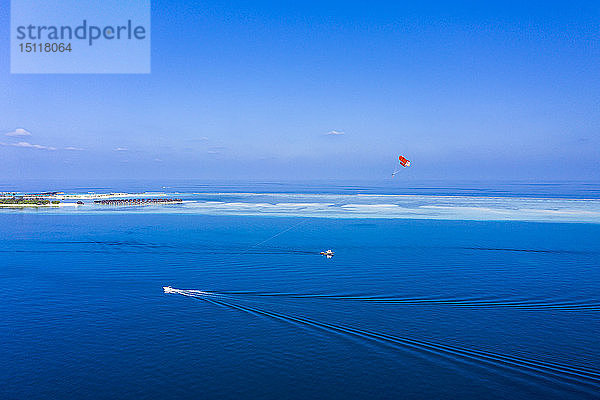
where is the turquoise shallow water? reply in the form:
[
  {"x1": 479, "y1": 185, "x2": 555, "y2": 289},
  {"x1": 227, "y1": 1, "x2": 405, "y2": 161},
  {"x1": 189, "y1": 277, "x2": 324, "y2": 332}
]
[
  {"x1": 3, "y1": 191, "x2": 600, "y2": 223},
  {"x1": 1, "y1": 209, "x2": 599, "y2": 399}
]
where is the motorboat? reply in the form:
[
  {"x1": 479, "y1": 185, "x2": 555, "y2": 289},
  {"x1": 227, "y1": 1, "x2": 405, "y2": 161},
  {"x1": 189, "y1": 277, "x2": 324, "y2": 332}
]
[{"x1": 320, "y1": 249, "x2": 334, "y2": 258}]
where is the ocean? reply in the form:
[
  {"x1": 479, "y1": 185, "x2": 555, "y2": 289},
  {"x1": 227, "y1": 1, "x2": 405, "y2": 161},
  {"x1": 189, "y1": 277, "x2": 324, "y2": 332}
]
[{"x1": 1, "y1": 181, "x2": 599, "y2": 399}]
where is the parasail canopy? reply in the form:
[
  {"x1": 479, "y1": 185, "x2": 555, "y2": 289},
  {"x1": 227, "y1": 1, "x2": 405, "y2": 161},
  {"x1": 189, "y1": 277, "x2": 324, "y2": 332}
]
[
  {"x1": 398, "y1": 155, "x2": 411, "y2": 168},
  {"x1": 392, "y1": 155, "x2": 411, "y2": 177}
]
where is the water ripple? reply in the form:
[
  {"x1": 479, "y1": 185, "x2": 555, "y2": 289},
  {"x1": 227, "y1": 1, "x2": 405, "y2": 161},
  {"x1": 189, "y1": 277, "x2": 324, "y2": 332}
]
[{"x1": 167, "y1": 288, "x2": 600, "y2": 395}]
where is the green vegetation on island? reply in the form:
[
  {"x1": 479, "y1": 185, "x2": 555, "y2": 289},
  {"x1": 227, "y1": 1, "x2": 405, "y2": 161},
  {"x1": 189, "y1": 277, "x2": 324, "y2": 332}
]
[{"x1": 0, "y1": 197, "x2": 60, "y2": 205}]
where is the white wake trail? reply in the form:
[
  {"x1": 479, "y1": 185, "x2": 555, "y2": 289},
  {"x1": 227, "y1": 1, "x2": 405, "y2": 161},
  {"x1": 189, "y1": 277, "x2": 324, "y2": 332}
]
[{"x1": 163, "y1": 286, "x2": 217, "y2": 297}]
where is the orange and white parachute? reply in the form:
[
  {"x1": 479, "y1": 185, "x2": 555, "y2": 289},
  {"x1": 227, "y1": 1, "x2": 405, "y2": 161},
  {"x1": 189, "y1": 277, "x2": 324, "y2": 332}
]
[
  {"x1": 392, "y1": 155, "x2": 411, "y2": 176},
  {"x1": 398, "y1": 155, "x2": 410, "y2": 167}
]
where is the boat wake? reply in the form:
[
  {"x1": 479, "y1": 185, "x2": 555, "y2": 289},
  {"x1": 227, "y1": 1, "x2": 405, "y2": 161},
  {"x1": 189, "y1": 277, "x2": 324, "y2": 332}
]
[
  {"x1": 164, "y1": 287, "x2": 600, "y2": 395},
  {"x1": 170, "y1": 289, "x2": 600, "y2": 311}
]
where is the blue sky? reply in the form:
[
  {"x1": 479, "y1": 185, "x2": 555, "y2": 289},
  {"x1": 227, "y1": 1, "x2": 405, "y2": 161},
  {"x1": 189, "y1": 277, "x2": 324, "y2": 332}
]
[{"x1": 0, "y1": 0, "x2": 598, "y2": 181}]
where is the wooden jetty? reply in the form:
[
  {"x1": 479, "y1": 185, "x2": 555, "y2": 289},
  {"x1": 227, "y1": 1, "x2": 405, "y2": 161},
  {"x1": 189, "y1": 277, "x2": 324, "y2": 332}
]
[{"x1": 93, "y1": 198, "x2": 183, "y2": 206}]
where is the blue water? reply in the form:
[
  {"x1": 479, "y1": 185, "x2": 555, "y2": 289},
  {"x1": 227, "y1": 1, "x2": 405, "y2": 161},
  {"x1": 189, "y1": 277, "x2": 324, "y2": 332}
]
[
  {"x1": 3, "y1": 178, "x2": 600, "y2": 198},
  {"x1": 1, "y1": 190, "x2": 600, "y2": 399}
]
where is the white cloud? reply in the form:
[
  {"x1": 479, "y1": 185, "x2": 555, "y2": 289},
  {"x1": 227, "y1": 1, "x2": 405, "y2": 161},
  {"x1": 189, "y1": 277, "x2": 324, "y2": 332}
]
[
  {"x1": 186, "y1": 136, "x2": 209, "y2": 143},
  {"x1": 0, "y1": 141, "x2": 56, "y2": 150},
  {"x1": 207, "y1": 145, "x2": 225, "y2": 155},
  {"x1": 325, "y1": 130, "x2": 345, "y2": 136},
  {"x1": 65, "y1": 146, "x2": 84, "y2": 151},
  {"x1": 5, "y1": 128, "x2": 32, "y2": 137},
  {"x1": 114, "y1": 147, "x2": 128, "y2": 151}
]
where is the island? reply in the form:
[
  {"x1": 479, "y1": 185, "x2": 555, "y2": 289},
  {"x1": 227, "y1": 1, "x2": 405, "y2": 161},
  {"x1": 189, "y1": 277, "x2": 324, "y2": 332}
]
[
  {"x1": 0, "y1": 196, "x2": 61, "y2": 207},
  {"x1": 0, "y1": 191, "x2": 183, "y2": 208}
]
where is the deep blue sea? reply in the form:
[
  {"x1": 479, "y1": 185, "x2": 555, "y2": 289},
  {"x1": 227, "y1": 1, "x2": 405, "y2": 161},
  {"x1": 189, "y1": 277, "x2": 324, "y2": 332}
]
[{"x1": 1, "y1": 182, "x2": 599, "y2": 399}]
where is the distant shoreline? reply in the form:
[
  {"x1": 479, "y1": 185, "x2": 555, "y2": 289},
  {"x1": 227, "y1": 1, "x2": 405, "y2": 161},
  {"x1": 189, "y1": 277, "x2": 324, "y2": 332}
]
[{"x1": 0, "y1": 203, "x2": 77, "y2": 208}]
